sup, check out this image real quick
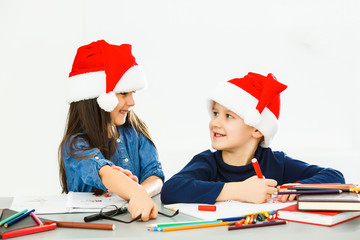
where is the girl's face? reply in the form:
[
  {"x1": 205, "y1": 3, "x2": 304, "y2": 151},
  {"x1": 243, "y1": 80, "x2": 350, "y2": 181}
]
[
  {"x1": 110, "y1": 92, "x2": 135, "y2": 126},
  {"x1": 209, "y1": 102, "x2": 255, "y2": 152}
]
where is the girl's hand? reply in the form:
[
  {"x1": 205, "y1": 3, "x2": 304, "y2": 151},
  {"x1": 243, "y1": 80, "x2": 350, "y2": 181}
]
[
  {"x1": 127, "y1": 188, "x2": 158, "y2": 221},
  {"x1": 111, "y1": 166, "x2": 139, "y2": 183},
  {"x1": 277, "y1": 183, "x2": 301, "y2": 202}
]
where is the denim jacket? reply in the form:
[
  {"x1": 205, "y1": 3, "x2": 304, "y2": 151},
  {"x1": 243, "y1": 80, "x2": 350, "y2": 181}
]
[{"x1": 63, "y1": 125, "x2": 164, "y2": 192}]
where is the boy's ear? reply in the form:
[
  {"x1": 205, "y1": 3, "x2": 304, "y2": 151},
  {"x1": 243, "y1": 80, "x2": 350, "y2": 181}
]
[{"x1": 252, "y1": 128, "x2": 264, "y2": 139}]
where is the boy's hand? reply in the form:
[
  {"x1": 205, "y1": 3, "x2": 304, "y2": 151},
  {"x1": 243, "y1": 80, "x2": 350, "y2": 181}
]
[
  {"x1": 239, "y1": 176, "x2": 278, "y2": 203},
  {"x1": 277, "y1": 183, "x2": 301, "y2": 202},
  {"x1": 217, "y1": 176, "x2": 277, "y2": 203}
]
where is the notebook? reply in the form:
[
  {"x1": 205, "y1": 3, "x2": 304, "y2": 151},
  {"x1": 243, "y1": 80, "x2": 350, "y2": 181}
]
[
  {"x1": 276, "y1": 204, "x2": 360, "y2": 227},
  {"x1": 0, "y1": 209, "x2": 56, "y2": 239},
  {"x1": 297, "y1": 192, "x2": 360, "y2": 211},
  {"x1": 10, "y1": 192, "x2": 127, "y2": 214}
]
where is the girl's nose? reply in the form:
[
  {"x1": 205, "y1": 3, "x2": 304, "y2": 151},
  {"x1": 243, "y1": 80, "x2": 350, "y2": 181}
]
[{"x1": 126, "y1": 92, "x2": 135, "y2": 106}]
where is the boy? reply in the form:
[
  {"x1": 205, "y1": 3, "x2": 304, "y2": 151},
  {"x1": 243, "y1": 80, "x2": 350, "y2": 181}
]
[{"x1": 161, "y1": 72, "x2": 344, "y2": 204}]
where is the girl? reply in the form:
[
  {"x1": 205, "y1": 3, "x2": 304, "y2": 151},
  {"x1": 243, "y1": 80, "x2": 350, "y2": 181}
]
[
  {"x1": 59, "y1": 40, "x2": 164, "y2": 221},
  {"x1": 161, "y1": 72, "x2": 345, "y2": 205}
]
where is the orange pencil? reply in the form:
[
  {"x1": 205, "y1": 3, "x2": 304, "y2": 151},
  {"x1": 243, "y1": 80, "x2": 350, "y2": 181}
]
[{"x1": 149, "y1": 221, "x2": 230, "y2": 232}]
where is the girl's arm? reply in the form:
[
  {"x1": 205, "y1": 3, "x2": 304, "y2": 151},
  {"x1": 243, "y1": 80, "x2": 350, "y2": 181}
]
[
  {"x1": 140, "y1": 176, "x2": 163, "y2": 197},
  {"x1": 99, "y1": 165, "x2": 158, "y2": 221}
]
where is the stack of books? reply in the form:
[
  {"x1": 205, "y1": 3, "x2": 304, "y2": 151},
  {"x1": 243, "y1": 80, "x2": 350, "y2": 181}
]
[{"x1": 276, "y1": 184, "x2": 360, "y2": 226}]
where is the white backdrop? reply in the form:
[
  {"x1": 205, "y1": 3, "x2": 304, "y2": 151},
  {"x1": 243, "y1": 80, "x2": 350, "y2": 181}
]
[{"x1": 0, "y1": 0, "x2": 359, "y2": 197}]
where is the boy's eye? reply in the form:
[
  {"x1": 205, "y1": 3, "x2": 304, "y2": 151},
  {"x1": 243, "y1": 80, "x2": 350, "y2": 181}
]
[
  {"x1": 212, "y1": 111, "x2": 219, "y2": 116},
  {"x1": 226, "y1": 114, "x2": 233, "y2": 119}
]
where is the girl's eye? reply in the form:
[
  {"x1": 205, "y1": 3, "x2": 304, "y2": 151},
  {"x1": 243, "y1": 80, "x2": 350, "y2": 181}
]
[
  {"x1": 212, "y1": 112, "x2": 219, "y2": 116},
  {"x1": 120, "y1": 92, "x2": 127, "y2": 95},
  {"x1": 226, "y1": 114, "x2": 233, "y2": 119}
]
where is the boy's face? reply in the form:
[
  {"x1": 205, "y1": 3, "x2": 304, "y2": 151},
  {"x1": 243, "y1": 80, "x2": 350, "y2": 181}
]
[{"x1": 209, "y1": 102, "x2": 255, "y2": 152}]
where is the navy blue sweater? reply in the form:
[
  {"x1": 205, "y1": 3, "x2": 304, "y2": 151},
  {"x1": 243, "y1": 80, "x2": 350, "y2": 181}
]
[{"x1": 161, "y1": 147, "x2": 345, "y2": 204}]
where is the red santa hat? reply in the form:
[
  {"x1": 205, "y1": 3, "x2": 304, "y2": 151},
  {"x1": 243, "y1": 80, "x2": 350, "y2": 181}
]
[
  {"x1": 208, "y1": 72, "x2": 287, "y2": 147},
  {"x1": 67, "y1": 40, "x2": 146, "y2": 112}
]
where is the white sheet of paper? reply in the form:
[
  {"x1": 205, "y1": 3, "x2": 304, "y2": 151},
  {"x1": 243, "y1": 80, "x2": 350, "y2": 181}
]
[{"x1": 164, "y1": 198, "x2": 296, "y2": 220}]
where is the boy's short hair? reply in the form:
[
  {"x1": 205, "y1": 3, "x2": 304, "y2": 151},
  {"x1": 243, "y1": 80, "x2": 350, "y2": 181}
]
[{"x1": 208, "y1": 72, "x2": 287, "y2": 147}]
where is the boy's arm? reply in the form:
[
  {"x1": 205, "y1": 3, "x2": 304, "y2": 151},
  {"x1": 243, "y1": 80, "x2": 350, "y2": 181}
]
[
  {"x1": 160, "y1": 154, "x2": 224, "y2": 204},
  {"x1": 216, "y1": 176, "x2": 277, "y2": 204},
  {"x1": 281, "y1": 153, "x2": 345, "y2": 184}
]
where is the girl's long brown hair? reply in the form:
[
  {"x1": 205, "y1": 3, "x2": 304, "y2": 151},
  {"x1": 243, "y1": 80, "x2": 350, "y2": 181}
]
[{"x1": 58, "y1": 98, "x2": 155, "y2": 194}]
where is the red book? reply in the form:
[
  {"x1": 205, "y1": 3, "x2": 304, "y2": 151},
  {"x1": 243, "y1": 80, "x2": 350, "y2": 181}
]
[{"x1": 276, "y1": 204, "x2": 360, "y2": 227}]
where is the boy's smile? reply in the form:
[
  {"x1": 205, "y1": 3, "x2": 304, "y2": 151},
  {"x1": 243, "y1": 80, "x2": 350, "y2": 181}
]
[{"x1": 209, "y1": 102, "x2": 257, "y2": 154}]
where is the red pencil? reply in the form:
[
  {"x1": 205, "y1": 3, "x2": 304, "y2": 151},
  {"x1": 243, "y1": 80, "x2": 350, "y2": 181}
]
[
  {"x1": 251, "y1": 158, "x2": 263, "y2": 179},
  {"x1": 1, "y1": 222, "x2": 57, "y2": 239}
]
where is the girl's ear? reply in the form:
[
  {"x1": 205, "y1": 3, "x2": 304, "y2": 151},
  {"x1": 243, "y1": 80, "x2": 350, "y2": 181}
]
[{"x1": 252, "y1": 128, "x2": 264, "y2": 139}]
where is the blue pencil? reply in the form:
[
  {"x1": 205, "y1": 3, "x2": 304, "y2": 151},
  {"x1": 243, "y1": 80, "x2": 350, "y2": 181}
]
[
  {"x1": 217, "y1": 216, "x2": 247, "y2": 222},
  {"x1": 4, "y1": 209, "x2": 35, "y2": 228},
  {"x1": 0, "y1": 209, "x2": 28, "y2": 226}
]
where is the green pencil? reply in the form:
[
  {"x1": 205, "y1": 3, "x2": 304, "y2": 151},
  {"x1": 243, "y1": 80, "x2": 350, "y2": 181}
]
[{"x1": 0, "y1": 209, "x2": 28, "y2": 226}]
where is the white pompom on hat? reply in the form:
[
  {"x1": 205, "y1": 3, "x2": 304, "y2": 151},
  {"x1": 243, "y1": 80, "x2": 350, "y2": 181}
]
[
  {"x1": 67, "y1": 40, "x2": 147, "y2": 112},
  {"x1": 208, "y1": 72, "x2": 287, "y2": 147}
]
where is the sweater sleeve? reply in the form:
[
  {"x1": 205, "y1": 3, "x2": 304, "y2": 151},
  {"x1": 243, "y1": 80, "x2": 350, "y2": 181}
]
[
  {"x1": 160, "y1": 152, "x2": 225, "y2": 205},
  {"x1": 279, "y1": 152, "x2": 345, "y2": 184}
]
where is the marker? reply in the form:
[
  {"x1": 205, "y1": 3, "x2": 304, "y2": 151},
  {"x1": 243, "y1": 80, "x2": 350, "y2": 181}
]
[
  {"x1": 198, "y1": 205, "x2": 216, "y2": 211},
  {"x1": 251, "y1": 158, "x2": 264, "y2": 179},
  {"x1": 1, "y1": 223, "x2": 57, "y2": 239}
]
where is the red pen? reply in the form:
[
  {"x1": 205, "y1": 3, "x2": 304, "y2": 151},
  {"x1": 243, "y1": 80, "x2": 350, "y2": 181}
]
[
  {"x1": 251, "y1": 158, "x2": 263, "y2": 179},
  {"x1": 1, "y1": 222, "x2": 57, "y2": 239}
]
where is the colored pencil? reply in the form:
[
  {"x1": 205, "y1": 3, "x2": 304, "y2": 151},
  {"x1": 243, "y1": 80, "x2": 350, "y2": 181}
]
[
  {"x1": 277, "y1": 189, "x2": 342, "y2": 195},
  {"x1": 148, "y1": 221, "x2": 231, "y2": 232},
  {"x1": 0, "y1": 209, "x2": 28, "y2": 226},
  {"x1": 4, "y1": 209, "x2": 35, "y2": 228},
  {"x1": 228, "y1": 220, "x2": 287, "y2": 231},
  {"x1": 0, "y1": 209, "x2": 3, "y2": 220},
  {"x1": 146, "y1": 219, "x2": 220, "y2": 228},
  {"x1": 287, "y1": 186, "x2": 360, "y2": 192},
  {"x1": 1, "y1": 223, "x2": 57, "y2": 239},
  {"x1": 55, "y1": 221, "x2": 115, "y2": 230},
  {"x1": 30, "y1": 212, "x2": 43, "y2": 225}
]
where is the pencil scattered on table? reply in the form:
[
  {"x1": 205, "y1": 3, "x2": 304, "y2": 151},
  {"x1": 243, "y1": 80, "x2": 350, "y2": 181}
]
[{"x1": 0, "y1": 209, "x2": 28, "y2": 227}]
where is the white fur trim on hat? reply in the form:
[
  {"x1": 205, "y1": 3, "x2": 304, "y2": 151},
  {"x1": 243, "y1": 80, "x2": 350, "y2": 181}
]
[
  {"x1": 208, "y1": 81, "x2": 279, "y2": 147},
  {"x1": 113, "y1": 65, "x2": 147, "y2": 93},
  {"x1": 67, "y1": 71, "x2": 106, "y2": 103},
  {"x1": 97, "y1": 91, "x2": 118, "y2": 112}
]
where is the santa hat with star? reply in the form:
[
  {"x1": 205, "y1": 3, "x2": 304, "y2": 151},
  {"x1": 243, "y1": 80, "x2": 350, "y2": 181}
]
[
  {"x1": 208, "y1": 72, "x2": 287, "y2": 147},
  {"x1": 67, "y1": 40, "x2": 146, "y2": 112}
]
